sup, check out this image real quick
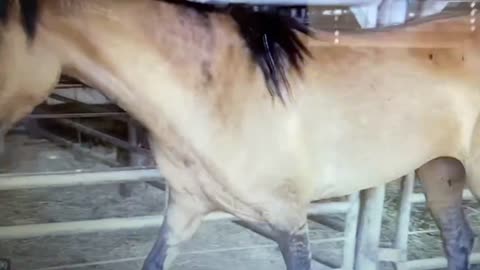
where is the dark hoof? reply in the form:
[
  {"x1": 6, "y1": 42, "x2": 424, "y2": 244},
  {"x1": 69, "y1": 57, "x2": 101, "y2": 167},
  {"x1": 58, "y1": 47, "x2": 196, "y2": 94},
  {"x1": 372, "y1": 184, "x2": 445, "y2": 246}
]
[
  {"x1": 142, "y1": 259, "x2": 164, "y2": 270},
  {"x1": 447, "y1": 225, "x2": 475, "y2": 270}
]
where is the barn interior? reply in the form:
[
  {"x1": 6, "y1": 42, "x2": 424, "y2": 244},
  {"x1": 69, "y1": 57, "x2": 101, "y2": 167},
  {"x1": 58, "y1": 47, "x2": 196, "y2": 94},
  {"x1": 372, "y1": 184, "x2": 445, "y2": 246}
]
[{"x1": 1, "y1": 1, "x2": 479, "y2": 270}]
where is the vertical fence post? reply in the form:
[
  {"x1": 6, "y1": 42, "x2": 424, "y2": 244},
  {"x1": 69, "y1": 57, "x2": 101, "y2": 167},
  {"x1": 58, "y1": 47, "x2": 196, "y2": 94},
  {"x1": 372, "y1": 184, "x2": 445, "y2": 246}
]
[
  {"x1": 393, "y1": 173, "x2": 415, "y2": 270},
  {"x1": 118, "y1": 119, "x2": 143, "y2": 197},
  {"x1": 343, "y1": 192, "x2": 360, "y2": 270},
  {"x1": 128, "y1": 119, "x2": 144, "y2": 167},
  {"x1": 354, "y1": 185, "x2": 386, "y2": 270},
  {"x1": 0, "y1": 130, "x2": 5, "y2": 173},
  {"x1": 0, "y1": 130, "x2": 4, "y2": 155}
]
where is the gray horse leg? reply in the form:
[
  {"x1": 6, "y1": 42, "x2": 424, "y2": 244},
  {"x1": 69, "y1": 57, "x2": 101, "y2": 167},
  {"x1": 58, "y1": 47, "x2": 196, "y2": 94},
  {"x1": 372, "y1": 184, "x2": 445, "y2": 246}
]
[
  {"x1": 237, "y1": 215, "x2": 312, "y2": 270},
  {"x1": 142, "y1": 221, "x2": 170, "y2": 270},
  {"x1": 142, "y1": 190, "x2": 207, "y2": 270},
  {"x1": 276, "y1": 222, "x2": 312, "y2": 270},
  {"x1": 418, "y1": 157, "x2": 474, "y2": 270}
]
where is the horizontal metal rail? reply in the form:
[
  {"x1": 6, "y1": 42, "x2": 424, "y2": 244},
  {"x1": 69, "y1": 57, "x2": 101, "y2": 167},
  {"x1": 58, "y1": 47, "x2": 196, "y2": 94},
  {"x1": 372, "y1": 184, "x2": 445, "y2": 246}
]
[
  {"x1": 53, "y1": 118, "x2": 151, "y2": 155},
  {"x1": 193, "y1": 0, "x2": 379, "y2": 5},
  {"x1": 34, "y1": 127, "x2": 119, "y2": 167},
  {"x1": 48, "y1": 93, "x2": 126, "y2": 122},
  {"x1": 0, "y1": 166, "x2": 354, "y2": 238},
  {"x1": 33, "y1": 237, "x2": 347, "y2": 270},
  {"x1": 410, "y1": 189, "x2": 475, "y2": 203},
  {"x1": 191, "y1": 0, "x2": 468, "y2": 5},
  {"x1": 405, "y1": 253, "x2": 480, "y2": 270},
  {"x1": 49, "y1": 93, "x2": 110, "y2": 105},
  {"x1": 309, "y1": 200, "x2": 351, "y2": 215},
  {"x1": 0, "y1": 169, "x2": 352, "y2": 215},
  {"x1": 0, "y1": 212, "x2": 233, "y2": 240},
  {"x1": 28, "y1": 112, "x2": 128, "y2": 119},
  {"x1": 0, "y1": 200, "x2": 351, "y2": 240},
  {"x1": 0, "y1": 168, "x2": 161, "y2": 191}
]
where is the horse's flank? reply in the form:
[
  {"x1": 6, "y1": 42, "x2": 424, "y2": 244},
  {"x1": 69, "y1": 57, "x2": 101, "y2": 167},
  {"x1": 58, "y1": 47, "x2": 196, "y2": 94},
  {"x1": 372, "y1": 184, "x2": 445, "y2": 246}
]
[{"x1": 2, "y1": 0, "x2": 480, "y2": 229}]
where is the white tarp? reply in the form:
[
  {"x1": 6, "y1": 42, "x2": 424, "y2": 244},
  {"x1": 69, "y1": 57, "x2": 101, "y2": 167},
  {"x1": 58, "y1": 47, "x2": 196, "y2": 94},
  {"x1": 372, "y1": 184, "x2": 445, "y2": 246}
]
[
  {"x1": 352, "y1": 0, "x2": 449, "y2": 28},
  {"x1": 192, "y1": 0, "x2": 453, "y2": 28}
]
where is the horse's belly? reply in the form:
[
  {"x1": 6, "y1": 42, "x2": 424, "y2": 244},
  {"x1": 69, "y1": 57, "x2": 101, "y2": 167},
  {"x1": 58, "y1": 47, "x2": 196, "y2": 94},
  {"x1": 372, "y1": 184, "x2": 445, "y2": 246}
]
[
  {"x1": 309, "y1": 135, "x2": 454, "y2": 199},
  {"x1": 311, "y1": 153, "x2": 419, "y2": 199},
  {"x1": 303, "y1": 85, "x2": 471, "y2": 199}
]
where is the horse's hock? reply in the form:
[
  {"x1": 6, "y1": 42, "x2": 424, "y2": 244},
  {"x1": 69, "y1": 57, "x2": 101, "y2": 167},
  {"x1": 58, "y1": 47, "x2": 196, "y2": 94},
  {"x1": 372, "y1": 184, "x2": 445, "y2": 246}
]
[{"x1": 1, "y1": 1, "x2": 480, "y2": 270}]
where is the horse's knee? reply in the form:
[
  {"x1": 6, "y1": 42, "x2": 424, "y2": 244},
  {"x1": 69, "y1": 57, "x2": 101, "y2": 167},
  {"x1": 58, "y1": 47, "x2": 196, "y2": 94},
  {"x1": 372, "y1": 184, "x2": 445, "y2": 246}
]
[
  {"x1": 143, "y1": 190, "x2": 209, "y2": 270},
  {"x1": 163, "y1": 192, "x2": 209, "y2": 245}
]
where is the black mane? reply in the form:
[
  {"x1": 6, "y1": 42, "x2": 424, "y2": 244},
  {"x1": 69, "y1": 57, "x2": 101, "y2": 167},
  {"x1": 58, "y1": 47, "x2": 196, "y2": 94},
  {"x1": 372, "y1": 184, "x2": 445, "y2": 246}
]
[
  {"x1": 0, "y1": 0, "x2": 313, "y2": 102},
  {"x1": 229, "y1": 6, "x2": 313, "y2": 102},
  {"x1": 0, "y1": 0, "x2": 38, "y2": 39},
  {"x1": 163, "y1": 0, "x2": 314, "y2": 102}
]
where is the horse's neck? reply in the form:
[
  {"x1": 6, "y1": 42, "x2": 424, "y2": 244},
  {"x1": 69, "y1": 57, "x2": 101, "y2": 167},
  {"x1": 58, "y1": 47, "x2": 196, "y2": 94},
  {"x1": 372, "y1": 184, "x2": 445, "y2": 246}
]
[
  {"x1": 45, "y1": 0, "x2": 247, "y2": 133},
  {"x1": 0, "y1": 17, "x2": 62, "y2": 132}
]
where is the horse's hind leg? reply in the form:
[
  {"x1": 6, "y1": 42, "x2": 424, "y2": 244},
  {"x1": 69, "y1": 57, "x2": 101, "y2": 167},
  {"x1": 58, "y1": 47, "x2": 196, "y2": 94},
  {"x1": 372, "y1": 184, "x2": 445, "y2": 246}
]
[
  {"x1": 417, "y1": 157, "x2": 474, "y2": 270},
  {"x1": 142, "y1": 190, "x2": 208, "y2": 270}
]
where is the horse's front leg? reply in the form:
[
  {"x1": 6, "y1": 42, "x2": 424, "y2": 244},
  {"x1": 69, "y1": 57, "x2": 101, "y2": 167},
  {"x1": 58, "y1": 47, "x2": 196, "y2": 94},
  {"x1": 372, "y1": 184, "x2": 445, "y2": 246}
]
[
  {"x1": 242, "y1": 202, "x2": 312, "y2": 270},
  {"x1": 418, "y1": 157, "x2": 474, "y2": 270},
  {"x1": 142, "y1": 189, "x2": 208, "y2": 270},
  {"x1": 276, "y1": 222, "x2": 312, "y2": 270},
  {"x1": 238, "y1": 218, "x2": 312, "y2": 270}
]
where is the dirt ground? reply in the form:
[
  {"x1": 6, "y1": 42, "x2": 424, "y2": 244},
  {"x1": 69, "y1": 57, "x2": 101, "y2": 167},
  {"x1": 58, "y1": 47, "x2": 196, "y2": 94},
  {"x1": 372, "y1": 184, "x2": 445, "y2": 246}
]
[{"x1": 1, "y1": 134, "x2": 480, "y2": 270}]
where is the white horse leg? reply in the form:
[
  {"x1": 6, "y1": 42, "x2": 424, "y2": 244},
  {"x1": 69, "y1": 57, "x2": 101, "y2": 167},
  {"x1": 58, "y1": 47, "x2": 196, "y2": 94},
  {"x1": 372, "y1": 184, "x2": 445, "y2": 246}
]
[
  {"x1": 418, "y1": 157, "x2": 474, "y2": 270},
  {"x1": 142, "y1": 189, "x2": 207, "y2": 270}
]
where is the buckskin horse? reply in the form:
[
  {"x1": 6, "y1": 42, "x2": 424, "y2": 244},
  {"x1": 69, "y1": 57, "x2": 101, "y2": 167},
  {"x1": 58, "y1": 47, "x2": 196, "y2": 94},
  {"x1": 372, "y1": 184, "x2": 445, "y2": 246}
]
[{"x1": 1, "y1": 0, "x2": 480, "y2": 269}]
